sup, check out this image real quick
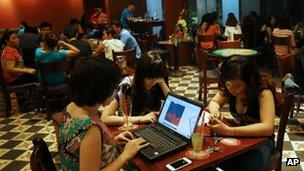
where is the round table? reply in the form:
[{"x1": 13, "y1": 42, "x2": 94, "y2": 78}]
[{"x1": 208, "y1": 48, "x2": 259, "y2": 58}]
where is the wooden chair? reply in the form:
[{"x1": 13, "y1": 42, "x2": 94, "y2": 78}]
[
  {"x1": 37, "y1": 59, "x2": 70, "y2": 119},
  {"x1": 265, "y1": 92, "x2": 295, "y2": 171},
  {"x1": 138, "y1": 34, "x2": 172, "y2": 70},
  {"x1": 30, "y1": 137, "x2": 56, "y2": 171},
  {"x1": 216, "y1": 39, "x2": 241, "y2": 49},
  {"x1": 196, "y1": 34, "x2": 218, "y2": 104},
  {"x1": 272, "y1": 36, "x2": 293, "y2": 77},
  {"x1": 0, "y1": 57, "x2": 39, "y2": 116},
  {"x1": 112, "y1": 48, "x2": 137, "y2": 76}
]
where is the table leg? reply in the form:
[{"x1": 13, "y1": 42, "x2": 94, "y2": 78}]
[{"x1": 171, "y1": 45, "x2": 184, "y2": 77}]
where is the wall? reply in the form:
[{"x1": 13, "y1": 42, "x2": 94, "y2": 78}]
[
  {"x1": 146, "y1": 0, "x2": 163, "y2": 36},
  {"x1": 0, "y1": 0, "x2": 83, "y2": 34},
  {"x1": 240, "y1": 0, "x2": 260, "y2": 18},
  {"x1": 222, "y1": 0, "x2": 239, "y2": 25},
  {"x1": 163, "y1": 0, "x2": 185, "y2": 38}
]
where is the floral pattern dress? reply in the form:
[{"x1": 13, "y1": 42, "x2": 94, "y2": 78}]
[{"x1": 59, "y1": 111, "x2": 119, "y2": 171}]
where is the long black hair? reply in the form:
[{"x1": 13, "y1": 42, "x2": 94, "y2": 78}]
[
  {"x1": 219, "y1": 56, "x2": 276, "y2": 106},
  {"x1": 134, "y1": 51, "x2": 168, "y2": 94}
]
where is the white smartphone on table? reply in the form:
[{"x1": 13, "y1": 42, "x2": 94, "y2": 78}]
[{"x1": 166, "y1": 157, "x2": 192, "y2": 171}]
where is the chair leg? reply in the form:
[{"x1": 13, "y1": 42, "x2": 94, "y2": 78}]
[
  {"x1": 198, "y1": 85, "x2": 202, "y2": 101},
  {"x1": 3, "y1": 92, "x2": 11, "y2": 117},
  {"x1": 203, "y1": 83, "x2": 207, "y2": 105}
]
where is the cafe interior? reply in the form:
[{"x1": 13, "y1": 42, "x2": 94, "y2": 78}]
[{"x1": 0, "y1": 0, "x2": 303, "y2": 170}]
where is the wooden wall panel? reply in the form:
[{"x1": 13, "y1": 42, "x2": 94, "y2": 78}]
[{"x1": 163, "y1": 0, "x2": 186, "y2": 38}]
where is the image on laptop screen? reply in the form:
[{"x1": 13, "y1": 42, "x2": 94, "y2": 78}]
[{"x1": 158, "y1": 94, "x2": 202, "y2": 139}]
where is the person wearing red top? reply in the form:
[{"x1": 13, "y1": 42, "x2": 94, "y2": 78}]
[
  {"x1": 1, "y1": 30, "x2": 36, "y2": 112},
  {"x1": 1, "y1": 30, "x2": 36, "y2": 85},
  {"x1": 199, "y1": 13, "x2": 220, "y2": 49}
]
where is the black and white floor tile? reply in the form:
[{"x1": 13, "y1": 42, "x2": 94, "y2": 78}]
[{"x1": 0, "y1": 66, "x2": 303, "y2": 171}]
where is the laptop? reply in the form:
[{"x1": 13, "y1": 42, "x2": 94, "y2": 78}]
[{"x1": 133, "y1": 92, "x2": 203, "y2": 162}]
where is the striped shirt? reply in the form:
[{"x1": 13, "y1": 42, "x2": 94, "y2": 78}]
[{"x1": 272, "y1": 28, "x2": 296, "y2": 55}]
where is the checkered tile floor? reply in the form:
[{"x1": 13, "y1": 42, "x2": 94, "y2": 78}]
[{"x1": 0, "y1": 66, "x2": 303, "y2": 171}]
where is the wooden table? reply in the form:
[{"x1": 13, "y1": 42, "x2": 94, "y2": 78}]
[
  {"x1": 158, "y1": 40, "x2": 190, "y2": 76},
  {"x1": 129, "y1": 19, "x2": 165, "y2": 34},
  {"x1": 109, "y1": 125, "x2": 267, "y2": 171}
]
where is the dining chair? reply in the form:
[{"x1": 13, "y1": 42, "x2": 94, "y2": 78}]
[
  {"x1": 0, "y1": 55, "x2": 40, "y2": 116},
  {"x1": 112, "y1": 48, "x2": 137, "y2": 76},
  {"x1": 265, "y1": 92, "x2": 294, "y2": 171},
  {"x1": 37, "y1": 59, "x2": 70, "y2": 119},
  {"x1": 216, "y1": 39, "x2": 241, "y2": 49},
  {"x1": 272, "y1": 36, "x2": 293, "y2": 77},
  {"x1": 196, "y1": 33, "x2": 218, "y2": 104}
]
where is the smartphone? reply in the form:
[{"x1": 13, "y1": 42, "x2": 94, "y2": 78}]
[
  {"x1": 199, "y1": 110, "x2": 211, "y2": 124},
  {"x1": 166, "y1": 157, "x2": 192, "y2": 171}
]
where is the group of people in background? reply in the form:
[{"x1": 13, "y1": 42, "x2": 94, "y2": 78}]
[{"x1": 1, "y1": 4, "x2": 304, "y2": 171}]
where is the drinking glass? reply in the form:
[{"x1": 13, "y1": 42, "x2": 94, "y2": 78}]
[
  {"x1": 185, "y1": 116, "x2": 210, "y2": 160},
  {"x1": 118, "y1": 96, "x2": 138, "y2": 131}
]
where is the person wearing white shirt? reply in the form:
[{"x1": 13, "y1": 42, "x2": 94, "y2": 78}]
[
  {"x1": 224, "y1": 13, "x2": 242, "y2": 40},
  {"x1": 94, "y1": 29, "x2": 125, "y2": 60}
]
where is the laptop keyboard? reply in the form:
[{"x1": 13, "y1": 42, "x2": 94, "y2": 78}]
[{"x1": 134, "y1": 126, "x2": 180, "y2": 151}]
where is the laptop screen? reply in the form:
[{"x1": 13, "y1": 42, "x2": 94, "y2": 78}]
[{"x1": 157, "y1": 93, "x2": 203, "y2": 140}]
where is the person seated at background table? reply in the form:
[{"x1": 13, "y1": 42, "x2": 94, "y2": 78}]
[
  {"x1": 58, "y1": 57, "x2": 149, "y2": 170},
  {"x1": 94, "y1": 28, "x2": 125, "y2": 61},
  {"x1": 101, "y1": 51, "x2": 170, "y2": 125},
  {"x1": 120, "y1": 2, "x2": 137, "y2": 30},
  {"x1": 273, "y1": 16, "x2": 298, "y2": 55},
  {"x1": 1, "y1": 30, "x2": 37, "y2": 111},
  {"x1": 35, "y1": 33, "x2": 80, "y2": 86},
  {"x1": 37, "y1": 21, "x2": 52, "y2": 48},
  {"x1": 207, "y1": 56, "x2": 276, "y2": 171},
  {"x1": 199, "y1": 13, "x2": 219, "y2": 49},
  {"x1": 224, "y1": 12, "x2": 242, "y2": 39},
  {"x1": 63, "y1": 25, "x2": 92, "y2": 70},
  {"x1": 265, "y1": 15, "x2": 278, "y2": 43},
  {"x1": 112, "y1": 21, "x2": 142, "y2": 59}
]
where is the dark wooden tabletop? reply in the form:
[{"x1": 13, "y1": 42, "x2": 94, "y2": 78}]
[{"x1": 109, "y1": 124, "x2": 267, "y2": 171}]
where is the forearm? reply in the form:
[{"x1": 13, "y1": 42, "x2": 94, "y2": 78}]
[
  {"x1": 230, "y1": 123, "x2": 274, "y2": 137},
  {"x1": 61, "y1": 42, "x2": 80, "y2": 56},
  {"x1": 101, "y1": 115, "x2": 145, "y2": 126},
  {"x1": 159, "y1": 81, "x2": 170, "y2": 96},
  {"x1": 208, "y1": 100, "x2": 220, "y2": 117},
  {"x1": 8, "y1": 67, "x2": 32, "y2": 75},
  {"x1": 101, "y1": 155, "x2": 128, "y2": 171}
]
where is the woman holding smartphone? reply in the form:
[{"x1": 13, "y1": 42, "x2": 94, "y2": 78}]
[{"x1": 208, "y1": 56, "x2": 276, "y2": 171}]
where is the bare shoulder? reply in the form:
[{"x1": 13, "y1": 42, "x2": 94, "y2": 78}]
[
  {"x1": 82, "y1": 125, "x2": 102, "y2": 143},
  {"x1": 259, "y1": 89, "x2": 274, "y2": 98}
]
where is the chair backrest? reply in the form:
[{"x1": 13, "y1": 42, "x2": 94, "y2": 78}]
[
  {"x1": 138, "y1": 34, "x2": 158, "y2": 53},
  {"x1": 233, "y1": 33, "x2": 244, "y2": 41},
  {"x1": 112, "y1": 48, "x2": 137, "y2": 69},
  {"x1": 197, "y1": 33, "x2": 216, "y2": 50},
  {"x1": 276, "y1": 92, "x2": 294, "y2": 154},
  {"x1": 38, "y1": 59, "x2": 68, "y2": 87},
  {"x1": 30, "y1": 138, "x2": 56, "y2": 171},
  {"x1": 216, "y1": 39, "x2": 241, "y2": 49},
  {"x1": 0, "y1": 53, "x2": 7, "y2": 89}
]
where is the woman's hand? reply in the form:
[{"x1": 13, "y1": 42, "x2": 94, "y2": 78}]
[
  {"x1": 141, "y1": 112, "x2": 157, "y2": 123},
  {"x1": 25, "y1": 68, "x2": 36, "y2": 75},
  {"x1": 114, "y1": 131, "x2": 133, "y2": 145},
  {"x1": 121, "y1": 138, "x2": 149, "y2": 160},
  {"x1": 209, "y1": 118, "x2": 232, "y2": 136},
  {"x1": 209, "y1": 107, "x2": 220, "y2": 118}
]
